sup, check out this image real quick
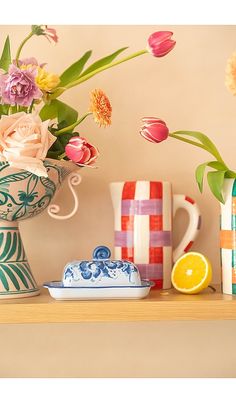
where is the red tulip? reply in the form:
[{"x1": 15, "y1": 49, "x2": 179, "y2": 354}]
[
  {"x1": 65, "y1": 136, "x2": 99, "y2": 165},
  {"x1": 140, "y1": 117, "x2": 169, "y2": 143},
  {"x1": 147, "y1": 31, "x2": 176, "y2": 57}
]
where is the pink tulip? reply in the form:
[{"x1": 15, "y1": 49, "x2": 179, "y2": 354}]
[
  {"x1": 140, "y1": 117, "x2": 169, "y2": 143},
  {"x1": 147, "y1": 31, "x2": 176, "y2": 57},
  {"x1": 41, "y1": 26, "x2": 58, "y2": 43},
  {"x1": 65, "y1": 136, "x2": 99, "y2": 166}
]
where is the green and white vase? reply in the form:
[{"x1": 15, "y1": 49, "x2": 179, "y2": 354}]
[{"x1": 0, "y1": 159, "x2": 81, "y2": 299}]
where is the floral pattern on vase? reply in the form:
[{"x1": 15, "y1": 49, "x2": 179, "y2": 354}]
[
  {"x1": 0, "y1": 158, "x2": 76, "y2": 299},
  {"x1": 0, "y1": 159, "x2": 71, "y2": 222}
]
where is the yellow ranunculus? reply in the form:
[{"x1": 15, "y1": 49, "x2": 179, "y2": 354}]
[{"x1": 35, "y1": 67, "x2": 60, "y2": 92}]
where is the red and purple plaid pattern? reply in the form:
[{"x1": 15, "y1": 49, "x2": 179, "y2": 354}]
[
  {"x1": 114, "y1": 181, "x2": 170, "y2": 288},
  {"x1": 111, "y1": 180, "x2": 201, "y2": 289}
]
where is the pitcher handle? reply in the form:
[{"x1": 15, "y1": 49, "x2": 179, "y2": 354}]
[
  {"x1": 173, "y1": 195, "x2": 201, "y2": 262},
  {"x1": 47, "y1": 171, "x2": 82, "y2": 220}
]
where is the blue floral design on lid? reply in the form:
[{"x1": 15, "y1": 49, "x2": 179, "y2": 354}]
[{"x1": 63, "y1": 245, "x2": 141, "y2": 286}]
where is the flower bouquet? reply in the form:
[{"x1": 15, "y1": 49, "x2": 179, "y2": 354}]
[{"x1": 0, "y1": 26, "x2": 175, "y2": 298}]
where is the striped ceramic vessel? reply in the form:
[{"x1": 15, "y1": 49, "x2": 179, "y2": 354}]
[
  {"x1": 110, "y1": 181, "x2": 201, "y2": 289},
  {"x1": 220, "y1": 178, "x2": 236, "y2": 294}
]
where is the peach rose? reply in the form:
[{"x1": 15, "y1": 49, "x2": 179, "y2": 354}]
[{"x1": 0, "y1": 112, "x2": 56, "y2": 177}]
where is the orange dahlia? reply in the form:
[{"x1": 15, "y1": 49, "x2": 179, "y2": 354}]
[{"x1": 89, "y1": 89, "x2": 112, "y2": 127}]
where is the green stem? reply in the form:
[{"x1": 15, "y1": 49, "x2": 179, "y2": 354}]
[
  {"x1": 66, "y1": 49, "x2": 148, "y2": 89},
  {"x1": 9, "y1": 105, "x2": 14, "y2": 115},
  {"x1": 169, "y1": 133, "x2": 229, "y2": 169},
  {"x1": 169, "y1": 133, "x2": 208, "y2": 151},
  {"x1": 58, "y1": 152, "x2": 66, "y2": 160},
  {"x1": 50, "y1": 49, "x2": 148, "y2": 99},
  {"x1": 225, "y1": 170, "x2": 236, "y2": 178},
  {"x1": 55, "y1": 112, "x2": 92, "y2": 136},
  {"x1": 28, "y1": 100, "x2": 35, "y2": 114},
  {"x1": 15, "y1": 31, "x2": 34, "y2": 66}
]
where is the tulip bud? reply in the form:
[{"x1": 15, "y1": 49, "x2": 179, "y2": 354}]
[
  {"x1": 65, "y1": 136, "x2": 99, "y2": 165},
  {"x1": 140, "y1": 117, "x2": 169, "y2": 143},
  {"x1": 32, "y1": 25, "x2": 58, "y2": 43},
  {"x1": 147, "y1": 31, "x2": 176, "y2": 57}
]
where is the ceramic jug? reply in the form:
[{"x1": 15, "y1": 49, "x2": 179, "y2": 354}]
[{"x1": 110, "y1": 180, "x2": 201, "y2": 289}]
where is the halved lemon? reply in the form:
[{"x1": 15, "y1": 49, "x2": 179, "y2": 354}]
[{"x1": 171, "y1": 252, "x2": 212, "y2": 294}]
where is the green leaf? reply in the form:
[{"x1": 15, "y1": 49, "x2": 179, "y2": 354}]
[
  {"x1": 39, "y1": 102, "x2": 58, "y2": 121},
  {"x1": 207, "y1": 170, "x2": 226, "y2": 203},
  {"x1": 46, "y1": 150, "x2": 61, "y2": 159},
  {"x1": 80, "y1": 47, "x2": 128, "y2": 78},
  {"x1": 0, "y1": 104, "x2": 10, "y2": 117},
  {"x1": 173, "y1": 130, "x2": 224, "y2": 161},
  {"x1": 59, "y1": 51, "x2": 92, "y2": 87},
  {"x1": 48, "y1": 138, "x2": 64, "y2": 153},
  {"x1": 195, "y1": 162, "x2": 208, "y2": 193},
  {"x1": 195, "y1": 160, "x2": 227, "y2": 193},
  {"x1": 40, "y1": 100, "x2": 78, "y2": 126},
  {"x1": 58, "y1": 133, "x2": 75, "y2": 147},
  {"x1": 49, "y1": 87, "x2": 66, "y2": 99},
  {"x1": 0, "y1": 36, "x2": 11, "y2": 71},
  {"x1": 225, "y1": 170, "x2": 236, "y2": 179},
  {"x1": 208, "y1": 161, "x2": 227, "y2": 170}
]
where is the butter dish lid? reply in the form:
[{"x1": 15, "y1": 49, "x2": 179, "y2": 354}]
[{"x1": 62, "y1": 246, "x2": 142, "y2": 287}]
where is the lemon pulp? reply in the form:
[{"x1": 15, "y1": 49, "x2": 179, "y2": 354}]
[{"x1": 171, "y1": 252, "x2": 212, "y2": 294}]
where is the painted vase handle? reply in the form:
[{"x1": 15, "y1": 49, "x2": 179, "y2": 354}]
[
  {"x1": 47, "y1": 171, "x2": 82, "y2": 220},
  {"x1": 173, "y1": 195, "x2": 201, "y2": 262}
]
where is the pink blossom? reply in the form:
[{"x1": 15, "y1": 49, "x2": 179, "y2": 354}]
[
  {"x1": 17, "y1": 58, "x2": 46, "y2": 69},
  {"x1": 65, "y1": 136, "x2": 99, "y2": 166},
  {"x1": 18, "y1": 57, "x2": 39, "y2": 67},
  {"x1": 0, "y1": 64, "x2": 42, "y2": 106},
  {"x1": 140, "y1": 117, "x2": 169, "y2": 143},
  {"x1": 41, "y1": 26, "x2": 58, "y2": 44},
  {"x1": 147, "y1": 31, "x2": 176, "y2": 57}
]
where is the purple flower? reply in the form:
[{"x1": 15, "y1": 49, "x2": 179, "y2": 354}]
[
  {"x1": 16, "y1": 58, "x2": 46, "y2": 68},
  {"x1": 0, "y1": 64, "x2": 42, "y2": 106},
  {"x1": 18, "y1": 57, "x2": 39, "y2": 66}
]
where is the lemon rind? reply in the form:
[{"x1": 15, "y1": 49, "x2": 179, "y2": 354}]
[{"x1": 171, "y1": 252, "x2": 210, "y2": 293}]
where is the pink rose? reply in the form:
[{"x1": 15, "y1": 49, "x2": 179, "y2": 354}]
[
  {"x1": 65, "y1": 136, "x2": 99, "y2": 166},
  {"x1": 0, "y1": 112, "x2": 56, "y2": 177},
  {"x1": 147, "y1": 31, "x2": 176, "y2": 57},
  {"x1": 140, "y1": 117, "x2": 169, "y2": 143}
]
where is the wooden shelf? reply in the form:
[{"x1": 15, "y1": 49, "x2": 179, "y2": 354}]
[{"x1": 0, "y1": 285, "x2": 236, "y2": 323}]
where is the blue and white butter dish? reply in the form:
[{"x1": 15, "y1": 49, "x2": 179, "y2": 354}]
[{"x1": 44, "y1": 246, "x2": 153, "y2": 300}]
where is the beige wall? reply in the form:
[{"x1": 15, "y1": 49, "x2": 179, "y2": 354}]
[{"x1": 1, "y1": 25, "x2": 236, "y2": 377}]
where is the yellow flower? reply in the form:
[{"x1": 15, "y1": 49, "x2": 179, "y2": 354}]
[
  {"x1": 35, "y1": 67, "x2": 60, "y2": 92},
  {"x1": 89, "y1": 89, "x2": 112, "y2": 127},
  {"x1": 20, "y1": 64, "x2": 35, "y2": 71}
]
